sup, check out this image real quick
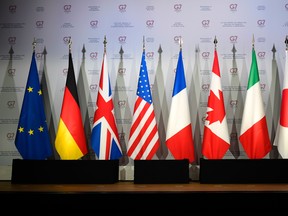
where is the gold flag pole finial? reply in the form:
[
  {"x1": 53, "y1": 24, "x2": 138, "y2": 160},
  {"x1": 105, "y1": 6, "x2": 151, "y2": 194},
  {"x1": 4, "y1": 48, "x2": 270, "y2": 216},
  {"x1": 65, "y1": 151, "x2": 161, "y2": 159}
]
[
  {"x1": 143, "y1": 36, "x2": 145, "y2": 51},
  {"x1": 68, "y1": 38, "x2": 72, "y2": 53},
  {"x1": 285, "y1": 35, "x2": 288, "y2": 51},
  {"x1": 32, "y1": 38, "x2": 36, "y2": 52},
  {"x1": 103, "y1": 35, "x2": 107, "y2": 53},
  {"x1": 252, "y1": 34, "x2": 255, "y2": 49},
  {"x1": 179, "y1": 37, "x2": 183, "y2": 50},
  {"x1": 214, "y1": 36, "x2": 218, "y2": 49}
]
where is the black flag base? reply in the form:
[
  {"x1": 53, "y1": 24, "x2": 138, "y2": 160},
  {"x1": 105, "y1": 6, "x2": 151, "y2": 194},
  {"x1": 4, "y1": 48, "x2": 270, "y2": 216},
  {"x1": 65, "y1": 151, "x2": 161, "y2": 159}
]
[
  {"x1": 133, "y1": 159, "x2": 190, "y2": 184},
  {"x1": 199, "y1": 158, "x2": 288, "y2": 184},
  {"x1": 11, "y1": 159, "x2": 119, "y2": 184}
]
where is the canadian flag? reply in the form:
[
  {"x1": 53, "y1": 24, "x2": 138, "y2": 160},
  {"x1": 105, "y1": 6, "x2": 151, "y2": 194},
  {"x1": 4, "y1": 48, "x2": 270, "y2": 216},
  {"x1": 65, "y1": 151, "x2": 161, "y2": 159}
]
[{"x1": 202, "y1": 48, "x2": 230, "y2": 159}]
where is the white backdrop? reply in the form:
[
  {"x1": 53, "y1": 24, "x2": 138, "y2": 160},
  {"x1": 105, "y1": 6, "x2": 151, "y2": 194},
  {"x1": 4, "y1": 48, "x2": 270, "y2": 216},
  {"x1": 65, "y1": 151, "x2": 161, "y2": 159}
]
[{"x1": 0, "y1": 0, "x2": 287, "y2": 180}]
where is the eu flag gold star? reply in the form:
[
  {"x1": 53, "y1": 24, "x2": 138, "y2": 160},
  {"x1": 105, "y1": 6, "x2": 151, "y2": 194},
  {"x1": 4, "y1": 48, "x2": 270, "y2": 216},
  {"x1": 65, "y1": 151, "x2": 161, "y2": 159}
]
[
  {"x1": 27, "y1": 86, "x2": 33, "y2": 92},
  {"x1": 18, "y1": 127, "x2": 24, "y2": 133},
  {"x1": 38, "y1": 126, "x2": 44, "y2": 132}
]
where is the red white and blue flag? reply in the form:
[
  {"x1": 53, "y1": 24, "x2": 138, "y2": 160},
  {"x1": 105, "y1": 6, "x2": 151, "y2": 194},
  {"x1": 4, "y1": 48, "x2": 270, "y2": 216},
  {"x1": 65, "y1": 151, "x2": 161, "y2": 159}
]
[
  {"x1": 127, "y1": 50, "x2": 160, "y2": 160},
  {"x1": 91, "y1": 51, "x2": 122, "y2": 160},
  {"x1": 166, "y1": 49, "x2": 195, "y2": 163}
]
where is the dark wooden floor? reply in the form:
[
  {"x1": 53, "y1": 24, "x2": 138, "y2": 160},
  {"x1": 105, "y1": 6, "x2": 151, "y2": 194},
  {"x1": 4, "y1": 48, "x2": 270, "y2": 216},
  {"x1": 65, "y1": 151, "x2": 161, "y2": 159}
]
[
  {"x1": 3, "y1": 180, "x2": 288, "y2": 192},
  {"x1": 1, "y1": 180, "x2": 288, "y2": 213}
]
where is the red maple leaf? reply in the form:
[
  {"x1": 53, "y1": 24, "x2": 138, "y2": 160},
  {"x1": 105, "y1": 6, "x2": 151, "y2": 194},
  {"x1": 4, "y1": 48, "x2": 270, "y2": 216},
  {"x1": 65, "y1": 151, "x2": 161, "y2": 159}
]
[{"x1": 206, "y1": 89, "x2": 225, "y2": 125}]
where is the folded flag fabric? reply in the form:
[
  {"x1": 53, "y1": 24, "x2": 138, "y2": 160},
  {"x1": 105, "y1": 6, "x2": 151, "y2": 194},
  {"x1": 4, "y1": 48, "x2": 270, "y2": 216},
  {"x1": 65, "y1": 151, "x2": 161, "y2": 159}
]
[
  {"x1": 166, "y1": 49, "x2": 195, "y2": 163},
  {"x1": 127, "y1": 49, "x2": 160, "y2": 160},
  {"x1": 91, "y1": 50, "x2": 123, "y2": 160},
  {"x1": 15, "y1": 51, "x2": 53, "y2": 160},
  {"x1": 239, "y1": 45, "x2": 271, "y2": 159},
  {"x1": 55, "y1": 52, "x2": 88, "y2": 159}
]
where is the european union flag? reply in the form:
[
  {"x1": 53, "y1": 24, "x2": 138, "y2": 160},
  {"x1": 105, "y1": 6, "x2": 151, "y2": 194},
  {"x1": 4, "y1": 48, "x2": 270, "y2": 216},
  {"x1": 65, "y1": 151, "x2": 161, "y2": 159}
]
[{"x1": 15, "y1": 52, "x2": 52, "y2": 159}]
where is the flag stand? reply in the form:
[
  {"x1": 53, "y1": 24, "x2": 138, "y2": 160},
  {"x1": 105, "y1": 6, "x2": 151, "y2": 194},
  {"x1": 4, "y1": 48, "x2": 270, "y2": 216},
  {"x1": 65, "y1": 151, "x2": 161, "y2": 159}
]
[
  {"x1": 199, "y1": 158, "x2": 288, "y2": 184},
  {"x1": 133, "y1": 159, "x2": 190, "y2": 184},
  {"x1": 11, "y1": 159, "x2": 119, "y2": 184}
]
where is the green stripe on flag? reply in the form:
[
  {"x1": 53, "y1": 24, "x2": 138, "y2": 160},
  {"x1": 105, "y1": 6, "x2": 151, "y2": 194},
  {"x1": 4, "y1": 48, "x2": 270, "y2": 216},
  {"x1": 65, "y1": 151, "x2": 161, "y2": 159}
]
[{"x1": 247, "y1": 48, "x2": 260, "y2": 89}]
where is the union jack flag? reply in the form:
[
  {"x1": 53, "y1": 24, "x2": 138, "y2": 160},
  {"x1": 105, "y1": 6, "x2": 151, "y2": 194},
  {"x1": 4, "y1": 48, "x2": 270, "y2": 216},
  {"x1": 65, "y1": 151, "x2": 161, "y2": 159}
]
[{"x1": 91, "y1": 51, "x2": 122, "y2": 160}]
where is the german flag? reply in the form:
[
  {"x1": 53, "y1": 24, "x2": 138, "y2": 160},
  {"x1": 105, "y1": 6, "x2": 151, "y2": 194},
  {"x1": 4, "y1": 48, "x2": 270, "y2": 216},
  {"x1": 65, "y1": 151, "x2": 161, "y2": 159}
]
[{"x1": 55, "y1": 52, "x2": 88, "y2": 159}]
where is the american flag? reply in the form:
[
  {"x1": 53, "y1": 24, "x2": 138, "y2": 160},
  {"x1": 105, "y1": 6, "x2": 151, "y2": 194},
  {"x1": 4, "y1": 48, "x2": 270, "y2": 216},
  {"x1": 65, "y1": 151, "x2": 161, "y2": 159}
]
[
  {"x1": 127, "y1": 50, "x2": 160, "y2": 160},
  {"x1": 91, "y1": 51, "x2": 123, "y2": 160}
]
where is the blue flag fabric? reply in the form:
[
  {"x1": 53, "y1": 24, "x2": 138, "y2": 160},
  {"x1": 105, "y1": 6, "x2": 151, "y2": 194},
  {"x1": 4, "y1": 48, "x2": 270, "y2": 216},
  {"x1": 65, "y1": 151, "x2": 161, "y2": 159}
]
[
  {"x1": 91, "y1": 51, "x2": 122, "y2": 160},
  {"x1": 15, "y1": 52, "x2": 52, "y2": 159},
  {"x1": 127, "y1": 50, "x2": 160, "y2": 160},
  {"x1": 172, "y1": 50, "x2": 186, "y2": 96}
]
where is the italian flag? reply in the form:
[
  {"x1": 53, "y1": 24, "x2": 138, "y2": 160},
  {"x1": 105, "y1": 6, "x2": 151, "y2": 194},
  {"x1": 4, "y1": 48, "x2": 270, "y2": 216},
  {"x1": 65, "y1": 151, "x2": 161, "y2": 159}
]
[{"x1": 239, "y1": 46, "x2": 271, "y2": 159}]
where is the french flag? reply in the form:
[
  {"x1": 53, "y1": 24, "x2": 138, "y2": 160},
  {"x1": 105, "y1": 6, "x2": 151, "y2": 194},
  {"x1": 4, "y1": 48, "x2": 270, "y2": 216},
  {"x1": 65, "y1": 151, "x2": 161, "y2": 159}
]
[{"x1": 165, "y1": 49, "x2": 195, "y2": 163}]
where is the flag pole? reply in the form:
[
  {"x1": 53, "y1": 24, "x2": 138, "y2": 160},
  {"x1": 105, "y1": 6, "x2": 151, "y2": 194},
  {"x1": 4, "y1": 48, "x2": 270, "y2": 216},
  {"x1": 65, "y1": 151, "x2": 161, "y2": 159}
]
[
  {"x1": 68, "y1": 38, "x2": 72, "y2": 53},
  {"x1": 179, "y1": 36, "x2": 183, "y2": 51},
  {"x1": 214, "y1": 36, "x2": 218, "y2": 50},
  {"x1": 32, "y1": 38, "x2": 36, "y2": 53},
  {"x1": 285, "y1": 35, "x2": 288, "y2": 51},
  {"x1": 143, "y1": 35, "x2": 145, "y2": 52},
  {"x1": 252, "y1": 34, "x2": 255, "y2": 49},
  {"x1": 103, "y1": 35, "x2": 107, "y2": 53}
]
